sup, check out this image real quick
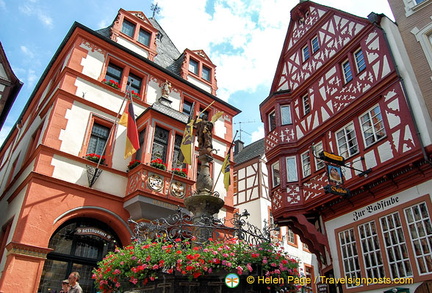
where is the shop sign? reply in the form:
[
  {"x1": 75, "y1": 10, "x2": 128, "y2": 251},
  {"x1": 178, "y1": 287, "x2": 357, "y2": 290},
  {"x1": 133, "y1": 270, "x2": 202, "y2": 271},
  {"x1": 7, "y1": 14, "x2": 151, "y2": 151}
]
[
  {"x1": 75, "y1": 227, "x2": 113, "y2": 241},
  {"x1": 352, "y1": 196, "x2": 399, "y2": 221},
  {"x1": 324, "y1": 184, "x2": 350, "y2": 196}
]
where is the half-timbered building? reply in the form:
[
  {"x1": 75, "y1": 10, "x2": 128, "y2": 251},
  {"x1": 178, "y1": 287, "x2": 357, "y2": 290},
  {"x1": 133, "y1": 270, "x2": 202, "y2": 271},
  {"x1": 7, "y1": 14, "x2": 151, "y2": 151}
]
[
  {"x1": 260, "y1": 1, "x2": 432, "y2": 292},
  {"x1": 234, "y1": 138, "x2": 318, "y2": 293},
  {"x1": 0, "y1": 9, "x2": 239, "y2": 293}
]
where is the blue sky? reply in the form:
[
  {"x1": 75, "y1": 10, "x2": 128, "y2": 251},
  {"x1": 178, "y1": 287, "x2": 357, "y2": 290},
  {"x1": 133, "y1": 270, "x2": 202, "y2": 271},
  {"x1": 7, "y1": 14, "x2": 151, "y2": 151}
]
[{"x1": 0, "y1": 0, "x2": 394, "y2": 146}]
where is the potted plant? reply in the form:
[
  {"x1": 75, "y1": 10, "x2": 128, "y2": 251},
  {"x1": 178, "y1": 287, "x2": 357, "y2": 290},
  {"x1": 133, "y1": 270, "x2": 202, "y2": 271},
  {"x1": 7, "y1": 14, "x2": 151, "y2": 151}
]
[
  {"x1": 85, "y1": 153, "x2": 105, "y2": 164},
  {"x1": 172, "y1": 167, "x2": 187, "y2": 178},
  {"x1": 150, "y1": 158, "x2": 167, "y2": 170},
  {"x1": 102, "y1": 78, "x2": 120, "y2": 89},
  {"x1": 128, "y1": 160, "x2": 141, "y2": 171}
]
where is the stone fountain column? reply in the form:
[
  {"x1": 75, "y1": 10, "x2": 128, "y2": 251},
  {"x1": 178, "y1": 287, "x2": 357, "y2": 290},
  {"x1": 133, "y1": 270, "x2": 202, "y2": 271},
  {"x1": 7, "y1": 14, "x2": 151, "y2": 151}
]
[{"x1": 184, "y1": 147, "x2": 224, "y2": 243}]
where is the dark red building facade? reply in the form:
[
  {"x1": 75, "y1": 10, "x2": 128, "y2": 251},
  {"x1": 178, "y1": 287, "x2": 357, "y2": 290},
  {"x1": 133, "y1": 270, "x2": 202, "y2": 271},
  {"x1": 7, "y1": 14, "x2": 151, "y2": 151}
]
[{"x1": 261, "y1": 1, "x2": 432, "y2": 292}]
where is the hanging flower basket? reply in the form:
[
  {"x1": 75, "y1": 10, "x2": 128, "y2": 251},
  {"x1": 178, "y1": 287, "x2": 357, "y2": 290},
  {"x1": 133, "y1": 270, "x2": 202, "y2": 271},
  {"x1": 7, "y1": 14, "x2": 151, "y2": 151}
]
[
  {"x1": 102, "y1": 78, "x2": 120, "y2": 89},
  {"x1": 92, "y1": 237, "x2": 299, "y2": 292},
  {"x1": 128, "y1": 160, "x2": 141, "y2": 171},
  {"x1": 150, "y1": 158, "x2": 167, "y2": 171},
  {"x1": 172, "y1": 168, "x2": 187, "y2": 178},
  {"x1": 84, "y1": 153, "x2": 105, "y2": 164}
]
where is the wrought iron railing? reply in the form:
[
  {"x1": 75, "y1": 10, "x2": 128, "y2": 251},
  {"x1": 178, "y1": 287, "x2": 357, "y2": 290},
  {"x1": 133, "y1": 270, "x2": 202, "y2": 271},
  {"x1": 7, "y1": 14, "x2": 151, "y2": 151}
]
[{"x1": 129, "y1": 208, "x2": 275, "y2": 246}]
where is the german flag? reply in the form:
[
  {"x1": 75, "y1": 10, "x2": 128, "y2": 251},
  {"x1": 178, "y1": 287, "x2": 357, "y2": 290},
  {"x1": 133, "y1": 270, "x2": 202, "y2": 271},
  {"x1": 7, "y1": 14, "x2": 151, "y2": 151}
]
[{"x1": 119, "y1": 98, "x2": 140, "y2": 158}]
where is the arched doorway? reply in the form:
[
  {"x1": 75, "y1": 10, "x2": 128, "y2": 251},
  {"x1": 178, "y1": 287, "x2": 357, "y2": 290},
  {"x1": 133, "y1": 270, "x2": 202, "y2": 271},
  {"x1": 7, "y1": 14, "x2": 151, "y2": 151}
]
[{"x1": 38, "y1": 218, "x2": 121, "y2": 293}]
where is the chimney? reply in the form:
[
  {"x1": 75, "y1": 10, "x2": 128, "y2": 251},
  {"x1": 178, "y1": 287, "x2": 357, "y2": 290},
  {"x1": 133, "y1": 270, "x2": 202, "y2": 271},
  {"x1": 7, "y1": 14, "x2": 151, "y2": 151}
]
[{"x1": 234, "y1": 140, "x2": 244, "y2": 156}]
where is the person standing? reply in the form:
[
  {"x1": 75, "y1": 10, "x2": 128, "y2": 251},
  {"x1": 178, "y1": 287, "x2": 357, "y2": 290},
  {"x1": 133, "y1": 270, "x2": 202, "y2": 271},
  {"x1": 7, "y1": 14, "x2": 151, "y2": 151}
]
[
  {"x1": 59, "y1": 279, "x2": 69, "y2": 293},
  {"x1": 68, "y1": 272, "x2": 83, "y2": 293}
]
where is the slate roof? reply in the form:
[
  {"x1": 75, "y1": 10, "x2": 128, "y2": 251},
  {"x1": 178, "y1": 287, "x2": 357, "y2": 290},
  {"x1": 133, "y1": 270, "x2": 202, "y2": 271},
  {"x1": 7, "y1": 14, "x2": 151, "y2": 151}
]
[
  {"x1": 234, "y1": 138, "x2": 265, "y2": 165},
  {"x1": 149, "y1": 101, "x2": 189, "y2": 123},
  {"x1": 96, "y1": 17, "x2": 183, "y2": 76}
]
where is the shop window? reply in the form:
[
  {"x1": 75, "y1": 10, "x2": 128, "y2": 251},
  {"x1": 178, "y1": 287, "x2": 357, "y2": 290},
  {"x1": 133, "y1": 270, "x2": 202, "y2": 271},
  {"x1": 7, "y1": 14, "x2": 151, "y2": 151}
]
[
  {"x1": 360, "y1": 105, "x2": 386, "y2": 147},
  {"x1": 405, "y1": 202, "x2": 432, "y2": 274},
  {"x1": 336, "y1": 122, "x2": 359, "y2": 158},
  {"x1": 380, "y1": 212, "x2": 413, "y2": 278},
  {"x1": 271, "y1": 161, "x2": 280, "y2": 187},
  {"x1": 338, "y1": 228, "x2": 361, "y2": 288},
  {"x1": 358, "y1": 221, "x2": 385, "y2": 279},
  {"x1": 152, "y1": 126, "x2": 169, "y2": 163},
  {"x1": 121, "y1": 19, "x2": 135, "y2": 38},
  {"x1": 38, "y1": 218, "x2": 120, "y2": 293},
  {"x1": 281, "y1": 105, "x2": 292, "y2": 125}
]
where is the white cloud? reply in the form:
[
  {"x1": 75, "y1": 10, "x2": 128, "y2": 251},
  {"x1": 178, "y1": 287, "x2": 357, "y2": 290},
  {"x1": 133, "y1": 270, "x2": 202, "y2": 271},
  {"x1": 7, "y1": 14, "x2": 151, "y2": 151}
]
[
  {"x1": 19, "y1": 1, "x2": 53, "y2": 28},
  {"x1": 251, "y1": 125, "x2": 264, "y2": 142},
  {"x1": 20, "y1": 45, "x2": 35, "y2": 58}
]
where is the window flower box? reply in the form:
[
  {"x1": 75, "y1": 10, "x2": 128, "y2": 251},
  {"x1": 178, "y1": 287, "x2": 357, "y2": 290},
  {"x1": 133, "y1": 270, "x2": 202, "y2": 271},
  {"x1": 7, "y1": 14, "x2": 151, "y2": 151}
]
[
  {"x1": 131, "y1": 90, "x2": 140, "y2": 99},
  {"x1": 150, "y1": 158, "x2": 167, "y2": 171},
  {"x1": 84, "y1": 153, "x2": 105, "y2": 164},
  {"x1": 102, "y1": 78, "x2": 120, "y2": 89},
  {"x1": 128, "y1": 160, "x2": 141, "y2": 171},
  {"x1": 172, "y1": 168, "x2": 187, "y2": 178}
]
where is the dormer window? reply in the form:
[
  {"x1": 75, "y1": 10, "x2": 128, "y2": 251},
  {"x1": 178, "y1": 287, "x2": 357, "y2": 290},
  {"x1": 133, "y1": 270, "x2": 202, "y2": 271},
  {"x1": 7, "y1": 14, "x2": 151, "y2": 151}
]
[
  {"x1": 122, "y1": 19, "x2": 135, "y2": 38},
  {"x1": 138, "y1": 29, "x2": 151, "y2": 47},
  {"x1": 202, "y1": 66, "x2": 211, "y2": 81},
  {"x1": 189, "y1": 59, "x2": 199, "y2": 75}
]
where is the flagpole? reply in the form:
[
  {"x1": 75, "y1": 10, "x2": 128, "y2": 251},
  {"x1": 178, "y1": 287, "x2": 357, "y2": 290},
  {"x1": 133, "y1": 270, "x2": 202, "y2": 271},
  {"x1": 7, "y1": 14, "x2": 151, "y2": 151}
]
[
  {"x1": 89, "y1": 81, "x2": 132, "y2": 187},
  {"x1": 211, "y1": 130, "x2": 238, "y2": 192}
]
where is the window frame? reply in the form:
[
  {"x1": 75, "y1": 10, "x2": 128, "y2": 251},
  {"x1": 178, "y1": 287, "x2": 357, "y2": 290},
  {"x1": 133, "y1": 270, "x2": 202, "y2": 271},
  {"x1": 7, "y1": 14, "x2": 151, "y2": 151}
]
[
  {"x1": 182, "y1": 100, "x2": 194, "y2": 116},
  {"x1": 311, "y1": 35, "x2": 320, "y2": 53},
  {"x1": 360, "y1": 105, "x2": 386, "y2": 147},
  {"x1": 301, "y1": 151, "x2": 311, "y2": 178},
  {"x1": 81, "y1": 115, "x2": 114, "y2": 166},
  {"x1": 302, "y1": 94, "x2": 310, "y2": 116},
  {"x1": 313, "y1": 142, "x2": 325, "y2": 170},
  {"x1": 281, "y1": 105, "x2": 292, "y2": 125},
  {"x1": 202, "y1": 66, "x2": 211, "y2": 81},
  {"x1": 268, "y1": 110, "x2": 276, "y2": 132},
  {"x1": 138, "y1": 28, "x2": 151, "y2": 47},
  {"x1": 151, "y1": 126, "x2": 170, "y2": 163},
  {"x1": 336, "y1": 122, "x2": 359, "y2": 159},
  {"x1": 188, "y1": 58, "x2": 199, "y2": 75},
  {"x1": 121, "y1": 19, "x2": 136, "y2": 38},
  {"x1": 286, "y1": 156, "x2": 298, "y2": 182},
  {"x1": 105, "y1": 63, "x2": 123, "y2": 85},
  {"x1": 354, "y1": 48, "x2": 366, "y2": 73},
  {"x1": 271, "y1": 161, "x2": 280, "y2": 187},
  {"x1": 302, "y1": 45, "x2": 310, "y2": 62},
  {"x1": 342, "y1": 59, "x2": 353, "y2": 83}
]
